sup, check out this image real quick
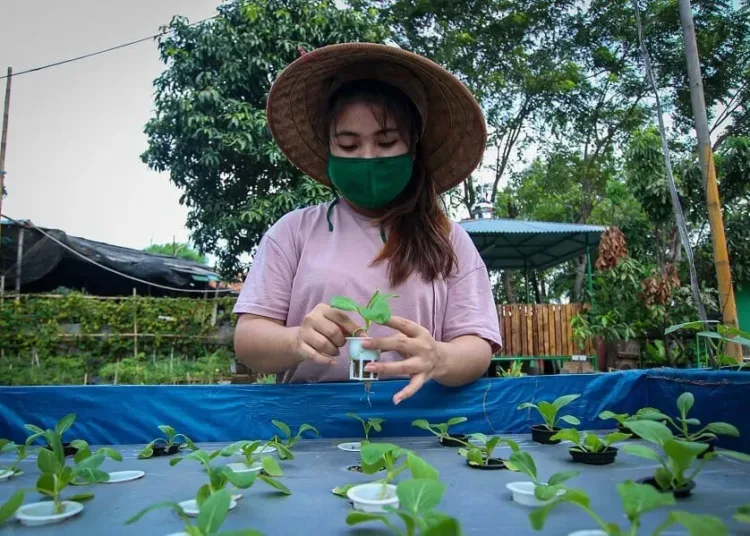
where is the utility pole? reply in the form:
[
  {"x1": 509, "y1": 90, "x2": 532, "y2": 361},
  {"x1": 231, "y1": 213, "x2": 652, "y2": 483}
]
[
  {"x1": 678, "y1": 0, "x2": 741, "y2": 361},
  {"x1": 0, "y1": 67, "x2": 12, "y2": 270}
]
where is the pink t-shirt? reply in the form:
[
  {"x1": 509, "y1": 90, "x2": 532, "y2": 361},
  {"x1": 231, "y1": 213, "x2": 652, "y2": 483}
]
[{"x1": 233, "y1": 200, "x2": 502, "y2": 383}]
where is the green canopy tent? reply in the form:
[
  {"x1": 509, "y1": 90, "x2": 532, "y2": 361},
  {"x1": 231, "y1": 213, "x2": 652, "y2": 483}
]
[{"x1": 458, "y1": 217, "x2": 607, "y2": 374}]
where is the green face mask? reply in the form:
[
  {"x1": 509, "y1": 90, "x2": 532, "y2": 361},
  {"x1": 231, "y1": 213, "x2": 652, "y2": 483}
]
[{"x1": 327, "y1": 154, "x2": 413, "y2": 210}]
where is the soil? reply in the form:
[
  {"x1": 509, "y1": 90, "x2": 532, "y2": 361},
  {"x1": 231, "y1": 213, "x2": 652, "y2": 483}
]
[
  {"x1": 569, "y1": 446, "x2": 618, "y2": 465},
  {"x1": 466, "y1": 457, "x2": 507, "y2": 470},
  {"x1": 151, "y1": 444, "x2": 181, "y2": 457},
  {"x1": 530, "y1": 425, "x2": 561, "y2": 445},
  {"x1": 347, "y1": 465, "x2": 385, "y2": 473},
  {"x1": 43, "y1": 442, "x2": 78, "y2": 457},
  {"x1": 637, "y1": 476, "x2": 695, "y2": 499}
]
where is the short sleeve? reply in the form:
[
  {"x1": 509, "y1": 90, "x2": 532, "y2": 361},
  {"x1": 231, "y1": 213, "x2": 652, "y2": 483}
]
[
  {"x1": 232, "y1": 220, "x2": 298, "y2": 322},
  {"x1": 442, "y1": 225, "x2": 503, "y2": 354}
]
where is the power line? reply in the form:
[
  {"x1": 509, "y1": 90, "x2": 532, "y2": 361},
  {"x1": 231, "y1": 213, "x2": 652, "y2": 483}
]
[{"x1": 0, "y1": 15, "x2": 219, "y2": 81}]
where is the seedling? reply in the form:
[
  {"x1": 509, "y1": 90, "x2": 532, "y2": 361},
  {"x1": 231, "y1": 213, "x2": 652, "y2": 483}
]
[
  {"x1": 330, "y1": 288, "x2": 398, "y2": 336},
  {"x1": 598, "y1": 407, "x2": 668, "y2": 426},
  {"x1": 735, "y1": 504, "x2": 750, "y2": 524},
  {"x1": 25, "y1": 414, "x2": 76, "y2": 451},
  {"x1": 271, "y1": 420, "x2": 319, "y2": 459},
  {"x1": 346, "y1": 479, "x2": 462, "y2": 536},
  {"x1": 171, "y1": 447, "x2": 290, "y2": 506},
  {"x1": 223, "y1": 440, "x2": 291, "y2": 468},
  {"x1": 528, "y1": 480, "x2": 727, "y2": 535},
  {"x1": 550, "y1": 429, "x2": 631, "y2": 453},
  {"x1": 0, "y1": 423, "x2": 107, "y2": 519},
  {"x1": 458, "y1": 433, "x2": 520, "y2": 467},
  {"x1": 125, "y1": 488, "x2": 264, "y2": 535},
  {"x1": 507, "y1": 451, "x2": 579, "y2": 501},
  {"x1": 138, "y1": 425, "x2": 197, "y2": 458},
  {"x1": 0, "y1": 435, "x2": 39, "y2": 476},
  {"x1": 411, "y1": 417, "x2": 467, "y2": 440},
  {"x1": 655, "y1": 392, "x2": 740, "y2": 443},
  {"x1": 347, "y1": 413, "x2": 385, "y2": 443},
  {"x1": 619, "y1": 420, "x2": 750, "y2": 492},
  {"x1": 333, "y1": 442, "x2": 439, "y2": 499},
  {"x1": 517, "y1": 394, "x2": 581, "y2": 431},
  {"x1": 498, "y1": 360, "x2": 525, "y2": 378}
]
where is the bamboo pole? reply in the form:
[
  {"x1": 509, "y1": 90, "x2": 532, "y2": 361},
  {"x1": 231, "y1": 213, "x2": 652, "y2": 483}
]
[
  {"x1": 14, "y1": 225, "x2": 23, "y2": 299},
  {"x1": 0, "y1": 67, "x2": 12, "y2": 269},
  {"x1": 678, "y1": 0, "x2": 740, "y2": 362}
]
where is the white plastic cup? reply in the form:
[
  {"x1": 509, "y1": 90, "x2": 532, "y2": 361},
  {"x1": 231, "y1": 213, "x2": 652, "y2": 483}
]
[
  {"x1": 506, "y1": 481, "x2": 564, "y2": 507},
  {"x1": 347, "y1": 483, "x2": 398, "y2": 513},
  {"x1": 347, "y1": 337, "x2": 380, "y2": 381}
]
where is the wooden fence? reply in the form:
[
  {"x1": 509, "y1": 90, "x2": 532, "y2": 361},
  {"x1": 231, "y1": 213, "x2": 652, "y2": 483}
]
[{"x1": 497, "y1": 304, "x2": 594, "y2": 357}]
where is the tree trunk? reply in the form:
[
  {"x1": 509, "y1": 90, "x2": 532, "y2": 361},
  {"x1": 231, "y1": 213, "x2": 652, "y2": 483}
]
[
  {"x1": 573, "y1": 255, "x2": 586, "y2": 303},
  {"x1": 503, "y1": 271, "x2": 516, "y2": 303},
  {"x1": 530, "y1": 270, "x2": 541, "y2": 303}
]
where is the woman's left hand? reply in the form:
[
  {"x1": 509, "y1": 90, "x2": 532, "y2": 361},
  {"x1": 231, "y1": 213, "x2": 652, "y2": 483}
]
[{"x1": 361, "y1": 316, "x2": 444, "y2": 405}]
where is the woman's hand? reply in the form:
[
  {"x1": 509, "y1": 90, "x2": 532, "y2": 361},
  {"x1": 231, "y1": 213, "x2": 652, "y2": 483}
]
[
  {"x1": 294, "y1": 304, "x2": 361, "y2": 366},
  {"x1": 360, "y1": 316, "x2": 445, "y2": 405}
]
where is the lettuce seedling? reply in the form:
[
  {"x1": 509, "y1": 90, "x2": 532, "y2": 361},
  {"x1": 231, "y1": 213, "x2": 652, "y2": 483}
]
[
  {"x1": 330, "y1": 289, "x2": 398, "y2": 336},
  {"x1": 271, "y1": 420, "x2": 319, "y2": 458},
  {"x1": 517, "y1": 394, "x2": 581, "y2": 431},
  {"x1": 508, "y1": 451, "x2": 579, "y2": 501},
  {"x1": 528, "y1": 480, "x2": 727, "y2": 535},
  {"x1": 458, "y1": 433, "x2": 520, "y2": 467},
  {"x1": 125, "y1": 488, "x2": 264, "y2": 535},
  {"x1": 0, "y1": 424, "x2": 107, "y2": 519},
  {"x1": 411, "y1": 417, "x2": 467, "y2": 440},
  {"x1": 25, "y1": 414, "x2": 76, "y2": 450},
  {"x1": 138, "y1": 425, "x2": 197, "y2": 458},
  {"x1": 347, "y1": 412, "x2": 385, "y2": 442},
  {"x1": 0, "y1": 435, "x2": 39, "y2": 476},
  {"x1": 657, "y1": 392, "x2": 740, "y2": 442},
  {"x1": 222, "y1": 439, "x2": 291, "y2": 468},
  {"x1": 550, "y1": 429, "x2": 631, "y2": 453},
  {"x1": 598, "y1": 407, "x2": 668, "y2": 426},
  {"x1": 171, "y1": 448, "x2": 291, "y2": 506},
  {"x1": 620, "y1": 420, "x2": 750, "y2": 491},
  {"x1": 346, "y1": 479, "x2": 462, "y2": 536}
]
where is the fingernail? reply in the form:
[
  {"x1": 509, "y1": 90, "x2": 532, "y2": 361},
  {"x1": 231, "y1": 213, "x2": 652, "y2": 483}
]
[
  {"x1": 364, "y1": 364, "x2": 376, "y2": 372},
  {"x1": 394, "y1": 398, "x2": 401, "y2": 406},
  {"x1": 361, "y1": 341, "x2": 372, "y2": 348}
]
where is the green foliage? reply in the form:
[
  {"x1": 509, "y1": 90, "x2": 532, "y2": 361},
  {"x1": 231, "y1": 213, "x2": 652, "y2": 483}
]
[
  {"x1": 517, "y1": 394, "x2": 581, "y2": 431},
  {"x1": 125, "y1": 488, "x2": 264, "y2": 535},
  {"x1": 550, "y1": 429, "x2": 631, "y2": 453},
  {"x1": 347, "y1": 413, "x2": 385, "y2": 441},
  {"x1": 330, "y1": 289, "x2": 398, "y2": 335},
  {"x1": 410, "y1": 417, "x2": 467, "y2": 439},
  {"x1": 270, "y1": 420, "x2": 319, "y2": 458},
  {"x1": 507, "y1": 451, "x2": 578, "y2": 501},
  {"x1": 142, "y1": 0, "x2": 388, "y2": 276},
  {"x1": 143, "y1": 242, "x2": 208, "y2": 265},
  {"x1": 138, "y1": 425, "x2": 197, "y2": 459},
  {"x1": 459, "y1": 434, "x2": 519, "y2": 467},
  {"x1": 345, "y1": 479, "x2": 462, "y2": 536}
]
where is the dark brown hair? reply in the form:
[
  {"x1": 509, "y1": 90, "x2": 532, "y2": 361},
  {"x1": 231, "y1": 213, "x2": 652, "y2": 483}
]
[{"x1": 324, "y1": 79, "x2": 457, "y2": 287}]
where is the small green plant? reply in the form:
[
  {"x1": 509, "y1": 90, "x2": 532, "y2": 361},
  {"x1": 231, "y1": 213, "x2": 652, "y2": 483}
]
[
  {"x1": 517, "y1": 394, "x2": 581, "y2": 431},
  {"x1": 599, "y1": 407, "x2": 668, "y2": 426},
  {"x1": 271, "y1": 420, "x2": 319, "y2": 458},
  {"x1": 224, "y1": 439, "x2": 291, "y2": 468},
  {"x1": 347, "y1": 412, "x2": 385, "y2": 442},
  {"x1": 498, "y1": 360, "x2": 525, "y2": 377},
  {"x1": 735, "y1": 504, "x2": 750, "y2": 524},
  {"x1": 138, "y1": 425, "x2": 197, "y2": 458},
  {"x1": 345, "y1": 479, "x2": 462, "y2": 536},
  {"x1": 125, "y1": 488, "x2": 264, "y2": 535},
  {"x1": 666, "y1": 320, "x2": 750, "y2": 368},
  {"x1": 0, "y1": 436, "x2": 38, "y2": 476},
  {"x1": 620, "y1": 420, "x2": 750, "y2": 491},
  {"x1": 24, "y1": 413, "x2": 76, "y2": 449},
  {"x1": 528, "y1": 480, "x2": 727, "y2": 535},
  {"x1": 655, "y1": 392, "x2": 740, "y2": 443},
  {"x1": 507, "y1": 451, "x2": 578, "y2": 500},
  {"x1": 0, "y1": 420, "x2": 107, "y2": 519},
  {"x1": 411, "y1": 417, "x2": 467, "y2": 440},
  {"x1": 458, "y1": 434, "x2": 520, "y2": 467},
  {"x1": 171, "y1": 448, "x2": 291, "y2": 506},
  {"x1": 330, "y1": 289, "x2": 398, "y2": 335},
  {"x1": 550, "y1": 429, "x2": 631, "y2": 453}
]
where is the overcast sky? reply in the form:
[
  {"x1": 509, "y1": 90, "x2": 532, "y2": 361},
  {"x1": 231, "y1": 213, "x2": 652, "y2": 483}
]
[{"x1": 0, "y1": 0, "x2": 220, "y2": 250}]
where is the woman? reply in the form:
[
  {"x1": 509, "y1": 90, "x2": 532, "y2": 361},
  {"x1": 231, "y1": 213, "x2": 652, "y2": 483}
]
[{"x1": 233, "y1": 43, "x2": 502, "y2": 405}]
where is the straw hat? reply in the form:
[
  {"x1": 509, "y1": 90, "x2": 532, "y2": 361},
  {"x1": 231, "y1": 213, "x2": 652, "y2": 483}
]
[{"x1": 266, "y1": 42, "x2": 487, "y2": 194}]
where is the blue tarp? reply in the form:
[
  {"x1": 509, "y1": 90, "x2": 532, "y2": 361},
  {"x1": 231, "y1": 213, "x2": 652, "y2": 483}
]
[{"x1": 1, "y1": 369, "x2": 748, "y2": 452}]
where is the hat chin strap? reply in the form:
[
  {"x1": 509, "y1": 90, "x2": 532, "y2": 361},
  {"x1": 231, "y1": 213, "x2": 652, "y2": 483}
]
[{"x1": 325, "y1": 192, "x2": 386, "y2": 244}]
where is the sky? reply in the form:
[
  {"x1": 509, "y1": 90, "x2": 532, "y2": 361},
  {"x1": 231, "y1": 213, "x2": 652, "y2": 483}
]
[{"x1": 0, "y1": 0, "x2": 220, "y2": 251}]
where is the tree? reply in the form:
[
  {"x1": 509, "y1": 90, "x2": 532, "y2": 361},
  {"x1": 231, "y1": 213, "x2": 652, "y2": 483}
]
[
  {"x1": 142, "y1": 0, "x2": 387, "y2": 276},
  {"x1": 143, "y1": 242, "x2": 207, "y2": 265}
]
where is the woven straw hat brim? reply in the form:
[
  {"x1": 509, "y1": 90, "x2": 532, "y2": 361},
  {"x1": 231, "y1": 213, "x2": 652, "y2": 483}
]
[{"x1": 266, "y1": 42, "x2": 487, "y2": 194}]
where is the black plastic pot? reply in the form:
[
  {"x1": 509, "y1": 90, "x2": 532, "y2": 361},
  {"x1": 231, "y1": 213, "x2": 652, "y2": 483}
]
[
  {"x1": 439, "y1": 434, "x2": 468, "y2": 447},
  {"x1": 617, "y1": 423, "x2": 641, "y2": 439},
  {"x1": 531, "y1": 425, "x2": 561, "y2": 445},
  {"x1": 44, "y1": 442, "x2": 77, "y2": 458},
  {"x1": 466, "y1": 457, "x2": 507, "y2": 470},
  {"x1": 638, "y1": 477, "x2": 695, "y2": 499},
  {"x1": 696, "y1": 436, "x2": 717, "y2": 459},
  {"x1": 569, "y1": 447, "x2": 618, "y2": 465},
  {"x1": 151, "y1": 444, "x2": 181, "y2": 457}
]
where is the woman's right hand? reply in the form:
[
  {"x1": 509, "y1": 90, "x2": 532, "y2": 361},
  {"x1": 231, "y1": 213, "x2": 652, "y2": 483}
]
[{"x1": 294, "y1": 304, "x2": 362, "y2": 366}]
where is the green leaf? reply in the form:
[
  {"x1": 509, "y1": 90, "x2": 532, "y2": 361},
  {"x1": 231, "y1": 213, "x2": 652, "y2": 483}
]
[
  {"x1": 137, "y1": 445, "x2": 154, "y2": 459},
  {"x1": 734, "y1": 504, "x2": 750, "y2": 524},
  {"x1": 125, "y1": 501, "x2": 185, "y2": 525},
  {"x1": 196, "y1": 483, "x2": 212, "y2": 507},
  {"x1": 346, "y1": 412, "x2": 364, "y2": 423},
  {"x1": 411, "y1": 419, "x2": 433, "y2": 432},
  {"x1": 621, "y1": 420, "x2": 673, "y2": 446},
  {"x1": 222, "y1": 467, "x2": 257, "y2": 489},
  {"x1": 621, "y1": 444, "x2": 663, "y2": 463},
  {"x1": 67, "y1": 493, "x2": 95, "y2": 502},
  {"x1": 330, "y1": 296, "x2": 360, "y2": 312},
  {"x1": 397, "y1": 479, "x2": 445, "y2": 513},
  {"x1": 537, "y1": 402, "x2": 558, "y2": 428},
  {"x1": 446, "y1": 417, "x2": 467, "y2": 427},
  {"x1": 717, "y1": 449, "x2": 750, "y2": 462},
  {"x1": 528, "y1": 495, "x2": 562, "y2": 530},
  {"x1": 361, "y1": 442, "x2": 398, "y2": 466},
  {"x1": 583, "y1": 433, "x2": 604, "y2": 452},
  {"x1": 76, "y1": 453, "x2": 105, "y2": 470},
  {"x1": 560, "y1": 415, "x2": 581, "y2": 426},
  {"x1": 553, "y1": 394, "x2": 580, "y2": 410},
  {"x1": 667, "y1": 511, "x2": 728, "y2": 535},
  {"x1": 272, "y1": 420, "x2": 291, "y2": 439},
  {"x1": 36, "y1": 473, "x2": 56, "y2": 495},
  {"x1": 37, "y1": 446, "x2": 60, "y2": 474},
  {"x1": 259, "y1": 475, "x2": 291, "y2": 495},
  {"x1": 508, "y1": 451, "x2": 537, "y2": 481},
  {"x1": 599, "y1": 410, "x2": 627, "y2": 422},
  {"x1": 346, "y1": 511, "x2": 389, "y2": 526},
  {"x1": 617, "y1": 480, "x2": 675, "y2": 518},
  {"x1": 422, "y1": 516, "x2": 463, "y2": 536},
  {"x1": 676, "y1": 393, "x2": 694, "y2": 418},
  {"x1": 158, "y1": 425, "x2": 176, "y2": 439},
  {"x1": 406, "y1": 453, "x2": 439, "y2": 480},
  {"x1": 332, "y1": 483, "x2": 356, "y2": 497},
  {"x1": 55, "y1": 414, "x2": 76, "y2": 436},
  {"x1": 169, "y1": 456, "x2": 183, "y2": 467},
  {"x1": 654, "y1": 466, "x2": 673, "y2": 490},
  {"x1": 274, "y1": 443, "x2": 294, "y2": 461},
  {"x1": 197, "y1": 489, "x2": 231, "y2": 534},
  {"x1": 547, "y1": 470, "x2": 579, "y2": 486},
  {"x1": 705, "y1": 422, "x2": 740, "y2": 437},
  {"x1": 0, "y1": 490, "x2": 24, "y2": 524},
  {"x1": 297, "y1": 424, "x2": 318, "y2": 437},
  {"x1": 664, "y1": 439, "x2": 705, "y2": 472},
  {"x1": 25, "y1": 424, "x2": 45, "y2": 436},
  {"x1": 602, "y1": 432, "x2": 632, "y2": 446},
  {"x1": 517, "y1": 402, "x2": 538, "y2": 411},
  {"x1": 550, "y1": 428, "x2": 580, "y2": 445},
  {"x1": 261, "y1": 456, "x2": 283, "y2": 477},
  {"x1": 665, "y1": 321, "x2": 705, "y2": 335}
]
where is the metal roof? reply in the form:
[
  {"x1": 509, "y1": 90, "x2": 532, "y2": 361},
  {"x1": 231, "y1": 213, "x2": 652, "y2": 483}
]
[{"x1": 459, "y1": 218, "x2": 607, "y2": 271}]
